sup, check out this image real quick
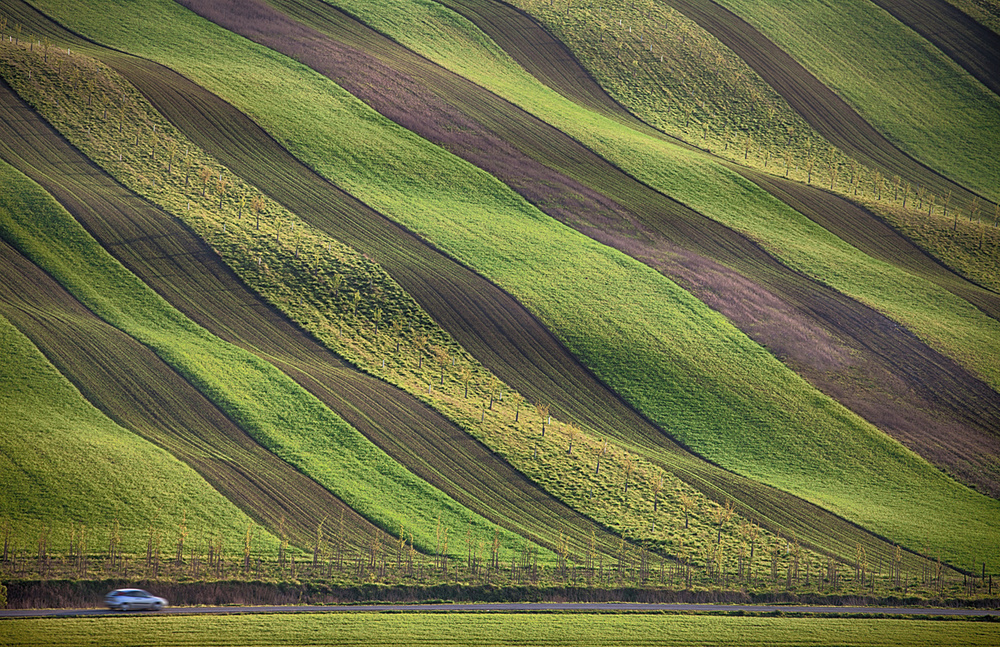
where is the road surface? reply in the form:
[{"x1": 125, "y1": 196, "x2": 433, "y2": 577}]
[{"x1": 2, "y1": 602, "x2": 996, "y2": 618}]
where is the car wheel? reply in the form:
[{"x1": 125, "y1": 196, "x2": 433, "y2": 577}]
[{"x1": 152, "y1": 602, "x2": 162, "y2": 611}]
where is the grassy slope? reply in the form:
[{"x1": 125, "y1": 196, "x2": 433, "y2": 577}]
[
  {"x1": 0, "y1": 146, "x2": 526, "y2": 560},
  {"x1": 28, "y1": 0, "x2": 1000, "y2": 570},
  {"x1": 314, "y1": 0, "x2": 1000, "y2": 392},
  {"x1": 708, "y1": 0, "x2": 1000, "y2": 202},
  {"x1": 0, "y1": 172, "x2": 273, "y2": 555},
  {"x1": 5, "y1": 614, "x2": 1000, "y2": 647},
  {"x1": 0, "y1": 315, "x2": 271, "y2": 555}
]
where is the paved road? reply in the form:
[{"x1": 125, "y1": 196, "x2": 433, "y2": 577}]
[{"x1": 1, "y1": 603, "x2": 996, "y2": 618}]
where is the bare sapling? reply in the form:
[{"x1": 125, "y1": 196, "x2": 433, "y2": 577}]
[
  {"x1": 679, "y1": 492, "x2": 694, "y2": 529},
  {"x1": 565, "y1": 423, "x2": 578, "y2": 454},
  {"x1": 536, "y1": 402, "x2": 550, "y2": 436},
  {"x1": 595, "y1": 439, "x2": 607, "y2": 475}
]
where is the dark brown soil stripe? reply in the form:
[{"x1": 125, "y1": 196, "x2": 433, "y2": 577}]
[
  {"x1": 186, "y1": 0, "x2": 1000, "y2": 499},
  {"x1": 7, "y1": 0, "x2": 941, "y2": 571},
  {"x1": 870, "y1": 0, "x2": 1000, "y2": 97}
]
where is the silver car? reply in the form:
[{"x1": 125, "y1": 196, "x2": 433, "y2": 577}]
[{"x1": 104, "y1": 588, "x2": 168, "y2": 611}]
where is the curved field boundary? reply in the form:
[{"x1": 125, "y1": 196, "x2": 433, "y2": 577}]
[
  {"x1": 0, "y1": 194, "x2": 373, "y2": 552},
  {"x1": 0, "y1": 79, "x2": 611, "y2": 561},
  {"x1": 641, "y1": 0, "x2": 987, "y2": 209},
  {"x1": 870, "y1": 0, "x2": 1000, "y2": 97},
  {"x1": 195, "y1": 0, "x2": 1000, "y2": 499},
  {"x1": 25, "y1": 10, "x2": 953, "y2": 573}
]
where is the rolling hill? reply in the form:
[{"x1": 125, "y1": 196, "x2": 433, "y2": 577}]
[{"x1": 1, "y1": 0, "x2": 997, "y2": 590}]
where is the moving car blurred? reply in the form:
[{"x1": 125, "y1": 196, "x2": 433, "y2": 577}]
[{"x1": 104, "y1": 588, "x2": 168, "y2": 611}]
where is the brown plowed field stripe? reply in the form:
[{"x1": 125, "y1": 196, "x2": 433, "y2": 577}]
[
  {"x1": 182, "y1": 0, "x2": 1000, "y2": 498},
  {"x1": 0, "y1": 210, "x2": 375, "y2": 550},
  {"x1": 0, "y1": 81, "x2": 620, "y2": 560},
  {"x1": 871, "y1": 0, "x2": 1000, "y2": 97},
  {"x1": 9, "y1": 1, "x2": 938, "y2": 570}
]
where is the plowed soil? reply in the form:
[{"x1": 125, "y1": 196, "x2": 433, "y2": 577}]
[
  {"x1": 180, "y1": 0, "x2": 1000, "y2": 498},
  {"x1": 6, "y1": 0, "x2": 944, "y2": 570}
]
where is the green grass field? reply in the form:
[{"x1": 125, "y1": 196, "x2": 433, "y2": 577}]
[
  {"x1": 15, "y1": 0, "x2": 999, "y2": 571},
  {"x1": 3, "y1": 613, "x2": 998, "y2": 647}
]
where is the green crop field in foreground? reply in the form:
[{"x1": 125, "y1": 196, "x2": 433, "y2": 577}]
[
  {"x1": 0, "y1": 303, "x2": 264, "y2": 554},
  {"x1": 22, "y1": 0, "x2": 1000, "y2": 570},
  {"x1": 2, "y1": 614, "x2": 998, "y2": 647}
]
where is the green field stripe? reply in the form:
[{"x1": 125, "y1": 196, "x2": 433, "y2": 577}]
[
  {"x1": 6, "y1": 614, "x2": 1000, "y2": 647},
  {"x1": 0, "y1": 111, "x2": 534, "y2": 561},
  {"x1": 0, "y1": 307, "x2": 277, "y2": 556}
]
